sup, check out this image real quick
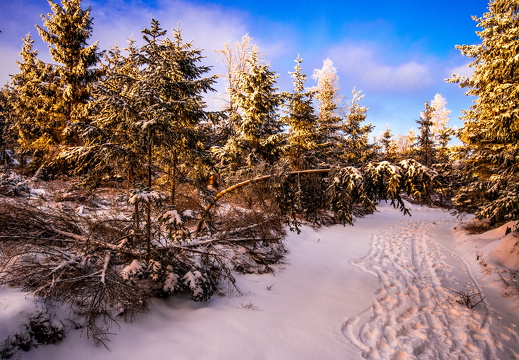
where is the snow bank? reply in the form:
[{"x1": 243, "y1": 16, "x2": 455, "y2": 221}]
[
  {"x1": 460, "y1": 220, "x2": 519, "y2": 270},
  {"x1": 482, "y1": 231, "x2": 519, "y2": 269},
  {"x1": 0, "y1": 289, "x2": 40, "y2": 343},
  {"x1": 0, "y1": 288, "x2": 64, "y2": 358}
]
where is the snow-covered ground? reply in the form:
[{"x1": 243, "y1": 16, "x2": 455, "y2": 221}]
[{"x1": 3, "y1": 202, "x2": 519, "y2": 359}]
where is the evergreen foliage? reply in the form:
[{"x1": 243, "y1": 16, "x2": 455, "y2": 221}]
[
  {"x1": 448, "y1": 0, "x2": 519, "y2": 223},
  {"x1": 7, "y1": 34, "x2": 58, "y2": 167},
  {"x1": 215, "y1": 50, "x2": 283, "y2": 170},
  {"x1": 415, "y1": 101, "x2": 436, "y2": 167},
  {"x1": 36, "y1": 0, "x2": 101, "y2": 132},
  {"x1": 281, "y1": 56, "x2": 319, "y2": 170},
  {"x1": 379, "y1": 128, "x2": 399, "y2": 163},
  {"x1": 340, "y1": 90, "x2": 376, "y2": 166},
  {"x1": 312, "y1": 58, "x2": 344, "y2": 166}
]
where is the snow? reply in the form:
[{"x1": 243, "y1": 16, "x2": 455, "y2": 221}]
[
  {"x1": 5, "y1": 202, "x2": 519, "y2": 359},
  {"x1": 0, "y1": 290, "x2": 41, "y2": 344},
  {"x1": 163, "y1": 209, "x2": 182, "y2": 225}
]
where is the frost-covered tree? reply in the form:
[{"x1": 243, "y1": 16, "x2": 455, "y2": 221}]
[
  {"x1": 7, "y1": 34, "x2": 58, "y2": 167},
  {"x1": 415, "y1": 101, "x2": 436, "y2": 167},
  {"x1": 430, "y1": 94, "x2": 451, "y2": 140},
  {"x1": 215, "y1": 50, "x2": 283, "y2": 170},
  {"x1": 312, "y1": 58, "x2": 343, "y2": 165},
  {"x1": 447, "y1": 0, "x2": 519, "y2": 223},
  {"x1": 429, "y1": 93, "x2": 453, "y2": 163},
  {"x1": 379, "y1": 127, "x2": 398, "y2": 163},
  {"x1": 36, "y1": 0, "x2": 101, "y2": 145},
  {"x1": 281, "y1": 56, "x2": 319, "y2": 170},
  {"x1": 396, "y1": 128, "x2": 417, "y2": 161},
  {"x1": 214, "y1": 34, "x2": 256, "y2": 134},
  {"x1": 340, "y1": 89, "x2": 375, "y2": 166},
  {"x1": 62, "y1": 20, "x2": 216, "y2": 254}
]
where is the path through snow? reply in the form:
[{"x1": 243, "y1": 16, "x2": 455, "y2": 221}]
[
  {"x1": 11, "y1": 204, "x2": 519, "y2": 360},
  {"x1": 342, "y1": 218, "x2": 519, "y2": 360}
]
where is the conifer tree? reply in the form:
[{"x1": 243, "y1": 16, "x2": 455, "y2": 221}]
[
  {"x1": 340, "y1": 89, "x2": 375, "y2": 166},
  {"x1": 216, "y1": 50, "x2": 283, "y2": 170},
  {"x1": 8, "y1": 34, "x2": 58, "y2": 167},
  {"x1": 76, "y1": 20, "x2": 216, "y2": 199},
  {"x1": 214, "y1": 34, "x2": 256, "y2": 142},
  {"x1": 312, "y1": 58, "x2": 343, "y2": 166},
  {"x1": 379, "y1": 128, "x2": 398, "y2": 163},
  {"x1": 64, "y1": 20, "x2": 216, "y2": 258},
  {"x1": 448, "y1": 0, "x2": 519, "y2": 223},
  {"x1": 415, "y1": 101, "x2": 436, "y2": 167},
  {"x1": 281, "y1": 56, "x2": 319, "y2": 170},
  {"x1": 36, "y1": 0, "x2": 101, "y2": 145}
]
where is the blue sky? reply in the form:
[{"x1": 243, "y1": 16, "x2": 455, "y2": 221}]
[{"x1": 0, "y1": 0, "x2": 489, "y2": 137}]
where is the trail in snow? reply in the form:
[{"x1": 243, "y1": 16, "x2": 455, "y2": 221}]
[{"x1": 342, "y1": 219, "x2": 519, "y2": 360}]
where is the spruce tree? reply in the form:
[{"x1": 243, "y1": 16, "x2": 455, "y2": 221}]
[
  {"x1": 340, "y1": 89, "x2": 375, "y2": 166},
  {"x1": 415, "y1": 101, "x2": 436, "y2": 167},
  {"x1": 312, "y1": 58, "x2": 343, "y2": 166},
  {"x1": 216, "y1": 50, "x2": 283, "y2": 170},
  {"x1": 380, "y1": 128, "x2": 398, "y2": 163},
  {"x1": 36, "y1": 0, "x2": 101, "y2": 144},
  {"x1": 448, "y1": 0, "x2": 519, "y2": 223},
  {"x1": 8, "y1": 34, "x2": 58, "y2": 167},
  {"x1": 281, "y1": 56, "x2": 319, "y2": 170},
  {"x1": 77, "y1": 20, "x2": 216, "y2": 200}
]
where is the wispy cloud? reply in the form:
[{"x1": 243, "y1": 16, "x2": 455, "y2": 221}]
[
  {"x1": 447, "y1": 62, "x2": 474, "y2": 78},
  {"x1": 328, "y1": 43, "x2": 435, "y2": 94}
]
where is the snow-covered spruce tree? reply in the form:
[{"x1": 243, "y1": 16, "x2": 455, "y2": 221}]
[
  {"x1": 214, "y1": 34, "x2": 256, "y2": 144},
  {"x1": 340, "y1": 89, "x2": 376, "y2": 166},
  {"x1": 7, "y1": 34, "x2": 58, "y2": 169},
  {"x1": 312, "y1": 58, "x2": 343, "y2": 166},
  {"x1": 280, "y1": 56, "x2": 319, "y2": 170},
  {"x1": 215, "y1": 50, "x2": 283, "y2": 171},
  {"x1": 447, "y1": 0, "x2": 519, "y2": 223},
  {"x1": 137, "y1": 23, "x2": 217, "y2": 206},
  {"x1": 379, "y1": 127, "x2": 399, "y2": 163},
  {"x1": 427, "y1": 93, "x2": 456, "y2": 206},
  {"x1": 36, "y1": 0, "x2": 101, "y2": 160},
  {"x1": 415, "y1": 101, "x2": 436, "y2": 167},
  {"x1": 65, "y1": 20, "x2": 217, "y2": 257},
  {"x1": 397, "y1": 128, "x2": 418, "y2": 161}
]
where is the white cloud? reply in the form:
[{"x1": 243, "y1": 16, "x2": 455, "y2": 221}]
[
  {"x1": 448, "y1": 62, "x2": 474, "y2": 78},
  {"x1": 328, "y1": 43, "x2": 434, "y2": 93},
  {"x1": 89, "y1": 0, "x2": 250, "y2": 58}
]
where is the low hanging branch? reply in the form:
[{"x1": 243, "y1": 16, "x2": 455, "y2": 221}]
[
  {"x1": 195, "y1": 160, "x2": 437, "y2": 234},
  {"x1": 195, "y1": 168, "x2": 332, "y2": 233}
]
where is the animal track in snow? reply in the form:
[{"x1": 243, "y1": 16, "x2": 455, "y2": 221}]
[{"x1": 342, "y1": 219, "x2": 519, "y2": 360}]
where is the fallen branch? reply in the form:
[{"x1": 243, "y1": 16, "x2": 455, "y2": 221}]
[{"x1": 195, "y1": 168, "x2": 331, "y2": 233}]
